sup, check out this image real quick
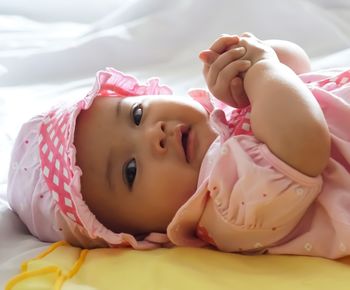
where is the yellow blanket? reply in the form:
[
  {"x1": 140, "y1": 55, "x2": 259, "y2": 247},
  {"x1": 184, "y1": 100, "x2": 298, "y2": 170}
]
[{"x1": 6, "y1": 241, "x2": 350, "y2": 290}]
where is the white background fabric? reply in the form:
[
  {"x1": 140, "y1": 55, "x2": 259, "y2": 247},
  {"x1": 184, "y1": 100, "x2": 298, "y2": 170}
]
[{"x1": 1, "y1": 0, "x2": 350, "y2": 286}]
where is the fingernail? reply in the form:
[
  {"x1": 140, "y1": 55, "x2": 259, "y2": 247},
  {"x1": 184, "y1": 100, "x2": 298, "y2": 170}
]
[
  {"x1": 231, "y1": 78, "x2": 241, "y2": 86},
  {"x1": 199, "y1": 52, "x2": 208, "y2": 63},
  {"x1": 237, "y1": 47, "x2": 246, "y2": 53},
  {"x1": 199, "y1": 50, "x2": 214, "y2": 64},
  {"x1": 243, "y1": 60, "x2": 251, "y2": 66}
]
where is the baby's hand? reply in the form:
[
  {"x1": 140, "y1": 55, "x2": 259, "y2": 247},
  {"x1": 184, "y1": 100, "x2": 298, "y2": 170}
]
[
  {"x1": 199, "y1": 33, "x2": 280, "y2": 108},
  {"x1": 199, "y1": 35, "x2": 251, "y2": 108},
  {"x1": 237, "y1": 32, "x2": 279, "y2": 66}
]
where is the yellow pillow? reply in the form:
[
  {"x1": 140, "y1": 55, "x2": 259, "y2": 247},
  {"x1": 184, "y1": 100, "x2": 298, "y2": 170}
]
[{"x1": 6, "y1": 241, "x2": 350, "y2": 290}]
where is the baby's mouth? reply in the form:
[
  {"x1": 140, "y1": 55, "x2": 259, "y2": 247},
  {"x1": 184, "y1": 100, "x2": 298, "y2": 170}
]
[{"x1": 180, "y1": 126, "x2": 190, "y2": 162}]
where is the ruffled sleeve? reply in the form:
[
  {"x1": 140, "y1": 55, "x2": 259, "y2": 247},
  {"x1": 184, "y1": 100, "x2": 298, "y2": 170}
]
[
  {"x1": 168, "y1": 135, "x2": 323, "y2": 253},
  {"x1": 199, "y1": 135, "x2": 323, "y2": 252}
]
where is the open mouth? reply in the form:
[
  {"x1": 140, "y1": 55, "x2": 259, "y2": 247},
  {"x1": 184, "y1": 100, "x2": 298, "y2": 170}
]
[{"x1": 180, "y1": 126, "x2": 190, "y2": 162}]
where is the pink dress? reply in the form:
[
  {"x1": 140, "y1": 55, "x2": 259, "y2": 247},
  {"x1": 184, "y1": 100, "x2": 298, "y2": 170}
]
[{"x1": 167, "y1": 68, "x2": 350, "y2": 259}]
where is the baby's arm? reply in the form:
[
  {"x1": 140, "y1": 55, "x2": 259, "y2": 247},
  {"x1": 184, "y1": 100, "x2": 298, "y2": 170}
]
[
  {"x1": 199, "y1": 34, "x2": 311, "y2": 108},
  {"x1": 264, "y1": 38, "x2": 311, "y2": 75},
  {"x1": 200, "y1": 34, "x2": 311, "y2": 77},
  {"x1": 203, "y1": 34, "x2": 330, "y2": 177},
  {"x1": 245, "y1": 58, "x2": 330, "y2": 177}
]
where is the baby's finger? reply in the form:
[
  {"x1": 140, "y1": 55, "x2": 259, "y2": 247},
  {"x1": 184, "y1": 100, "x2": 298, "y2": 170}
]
[
  {"x1": 210, "y1": 34, "x2": 240, "y2": 54},
  {"x1": 230, "y1": 77, "x2": 250, "y2": 108},
  {"x1": 199, "y1": 50, "x2": 219, "y2": 65},
  {"x1": 213, "y1": 59, "x2": 251, "y2": 92},
  {"x1": 206, "y1": 47, "x2": 246, "y2": 87},
  {"x1": 199, "y1": 50, "x2": 220, "y2": 83},
  {"x1": 240, "y1": 32, "x2": 255, "y2": 38}
]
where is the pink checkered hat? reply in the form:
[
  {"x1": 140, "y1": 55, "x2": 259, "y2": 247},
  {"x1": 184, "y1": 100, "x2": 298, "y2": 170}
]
[{"x1": 7, "y1": 68, "x2": 180, "y2": 249}]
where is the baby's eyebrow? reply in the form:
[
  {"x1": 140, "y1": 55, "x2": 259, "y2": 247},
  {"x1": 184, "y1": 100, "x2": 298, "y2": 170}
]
[
  {"x1": 106, "y1": 151, "x2": 114, "y2": 190},
  {"x1": 116, "y1": 98, "x2": 123, "y2": 118}
]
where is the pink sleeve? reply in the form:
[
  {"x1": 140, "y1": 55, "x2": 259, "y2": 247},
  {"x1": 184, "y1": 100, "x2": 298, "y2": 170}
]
[{"x1": 197, "y1": 135, "x2": 323, "y2": 253}]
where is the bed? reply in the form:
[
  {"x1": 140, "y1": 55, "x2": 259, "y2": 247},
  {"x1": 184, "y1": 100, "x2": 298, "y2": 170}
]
[{"x1": 1, "y1": 0, "x2": 350, "y2": 289}]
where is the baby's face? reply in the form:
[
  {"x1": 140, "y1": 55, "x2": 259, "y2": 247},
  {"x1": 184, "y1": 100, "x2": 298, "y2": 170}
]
[{"x1": 74, "y1": 95, "x2": 217, "y2": 235}]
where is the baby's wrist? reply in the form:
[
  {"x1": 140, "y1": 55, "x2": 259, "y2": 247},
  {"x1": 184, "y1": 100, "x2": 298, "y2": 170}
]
[{"x1": 251, "y1": 50, "x2": 279, "y2": 66}]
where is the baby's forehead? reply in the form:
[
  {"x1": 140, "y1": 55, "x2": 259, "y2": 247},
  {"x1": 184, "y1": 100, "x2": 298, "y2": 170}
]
[{"x1": 89, "y1": 94, "x2": 194, "y2": 109}]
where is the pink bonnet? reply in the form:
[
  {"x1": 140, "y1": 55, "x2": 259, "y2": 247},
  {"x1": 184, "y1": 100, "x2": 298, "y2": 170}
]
[{"x1": 7, "y1": 68, "x2": 198, "y2": 249}]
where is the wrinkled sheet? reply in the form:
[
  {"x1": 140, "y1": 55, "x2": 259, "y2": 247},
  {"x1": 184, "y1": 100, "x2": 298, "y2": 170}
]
[{"x1": 1, "y1": 0, "x2": 350, "y2": 287}]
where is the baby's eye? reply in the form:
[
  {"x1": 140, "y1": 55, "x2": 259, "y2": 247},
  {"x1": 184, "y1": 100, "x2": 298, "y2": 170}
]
[
  {"x1": 124, "y1": 158, "x2": 137, "y2": 190},
  {"x1": 132, "y1": 104, "x2": 143, "y2": 126}
]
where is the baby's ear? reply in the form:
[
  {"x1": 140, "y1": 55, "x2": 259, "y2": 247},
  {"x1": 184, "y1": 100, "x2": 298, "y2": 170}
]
[{"x1": 199, "y1": 50, "x2": 219, "y2": 65}]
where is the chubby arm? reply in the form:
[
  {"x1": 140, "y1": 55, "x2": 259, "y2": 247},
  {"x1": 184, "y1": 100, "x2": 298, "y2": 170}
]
[
  {"x1": 264, "y1": 39, "x2": 311, "y2": 75},
  {"x1": 201, "y1": 34, "x2": 330, "y2": 177},
  {"x1": 244, "y1": 59, "x2": 330, "y2": 177},
  {"x1": 199, "y1": 35, "x2": 311, "y2": 108}
]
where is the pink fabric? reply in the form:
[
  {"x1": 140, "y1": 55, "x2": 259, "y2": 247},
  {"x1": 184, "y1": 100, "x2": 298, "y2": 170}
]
[
  {"x1": 9, "y1": 65, "x2": 350, "y2": 258},
  {"x1": 8, "y1": 68, "x2": 174, "y2": 249},
  {"x1": 168, "y1": 68, "x2": 350, "y2": 259}
]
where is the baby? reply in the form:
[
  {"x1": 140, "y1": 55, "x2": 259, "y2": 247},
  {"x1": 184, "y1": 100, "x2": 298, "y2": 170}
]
[{"x1": 7, "y1": 33, "x2": 350, "y2": 259}]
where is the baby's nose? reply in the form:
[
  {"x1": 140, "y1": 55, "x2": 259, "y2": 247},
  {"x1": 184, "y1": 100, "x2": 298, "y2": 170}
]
[{"x1": 148, "y1": 121, "x2": 167, "y2": 154}]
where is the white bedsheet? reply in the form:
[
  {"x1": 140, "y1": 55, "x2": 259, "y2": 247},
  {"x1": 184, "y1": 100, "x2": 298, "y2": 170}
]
[{"x1": 1, "y1": 0, "x2": 350, "y2": 287}]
